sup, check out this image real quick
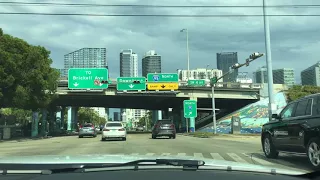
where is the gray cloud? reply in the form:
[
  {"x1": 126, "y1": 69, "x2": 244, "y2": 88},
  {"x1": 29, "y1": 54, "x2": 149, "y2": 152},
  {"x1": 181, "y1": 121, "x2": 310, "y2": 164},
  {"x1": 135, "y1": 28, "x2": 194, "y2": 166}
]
[{"x1": 1, "y1": 0, "x2": 320, "y2": 83}]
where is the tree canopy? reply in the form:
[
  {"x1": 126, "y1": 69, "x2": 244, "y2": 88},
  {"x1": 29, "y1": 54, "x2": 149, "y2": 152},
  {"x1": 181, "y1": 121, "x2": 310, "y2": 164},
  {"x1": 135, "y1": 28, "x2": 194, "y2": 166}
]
[
  {"x1": 0, "y1": 28, "x2": 59, "y2": 110},
  {"x1": 77, "y1": 107, "x2": 107, "y2": 125},
  {"x1": 286, "y1": 85, "x2": 320, "y2": 102},
  {"x1": 137, "y1": 111, "x2": 152, "y2": 129}
]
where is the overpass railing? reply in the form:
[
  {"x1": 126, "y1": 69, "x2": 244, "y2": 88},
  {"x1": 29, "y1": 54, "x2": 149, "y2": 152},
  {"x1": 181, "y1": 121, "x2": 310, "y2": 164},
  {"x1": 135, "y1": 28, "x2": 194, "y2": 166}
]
[{"x1": 58, "y1": 79, "x2": 262, "y2": 89}]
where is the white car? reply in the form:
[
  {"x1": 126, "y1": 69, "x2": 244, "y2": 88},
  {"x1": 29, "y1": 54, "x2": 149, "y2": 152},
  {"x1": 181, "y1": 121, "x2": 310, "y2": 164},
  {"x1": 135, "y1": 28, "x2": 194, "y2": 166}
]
[{"x1": 101, "y1": 122, "x2": 127, "y2": 141}]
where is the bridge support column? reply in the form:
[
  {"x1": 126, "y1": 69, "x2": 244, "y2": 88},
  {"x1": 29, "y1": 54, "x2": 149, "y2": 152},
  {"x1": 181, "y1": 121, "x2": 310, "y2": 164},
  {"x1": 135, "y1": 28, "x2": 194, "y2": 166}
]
[
  {"x1": 61, "y1": 107, "x2": 65, "y2": 130},
  {"x1": 189, "y1": 97, "x2": 197, "y2": 133},
  {"x1": 31, "y1": 111, "x2": 39, "y2": 137},
  {"x1": 171, "y1": 108, "x2": 180, "y2": 132},
  {"x1": 105, "y1": 108, "x2": 109, "y2": 121},
  {"x1": 180, "y1": 110, "x2": 186, "y2": 132},
  {"x1": 41, "y1": 109, "x2": 47, "y2": 136},
  {"x1": 162, "y1": 110, "x2": 169, "y2": 119},
  {"x1": 72, "y1": 107, "x2": 78, "y2": 131},
  {"x1": 67, "y1": 107, "x2": 72, "y2": 131}
]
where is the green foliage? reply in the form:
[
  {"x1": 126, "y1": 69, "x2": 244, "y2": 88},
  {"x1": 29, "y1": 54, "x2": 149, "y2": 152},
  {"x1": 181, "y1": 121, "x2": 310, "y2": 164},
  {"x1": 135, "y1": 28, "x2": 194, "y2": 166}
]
[
  {"x1": 78, "y1": 107, "x2": 106, "y2": 125},
  {"x1": 137, "y1": 111, "x2": 152, "y2": 129},
  {"x1": 0, "y1": 29, "x2": 59, "y2": 110},
  {"x1": 286, "y1": 85, "x2": 320, "y2": 102}
]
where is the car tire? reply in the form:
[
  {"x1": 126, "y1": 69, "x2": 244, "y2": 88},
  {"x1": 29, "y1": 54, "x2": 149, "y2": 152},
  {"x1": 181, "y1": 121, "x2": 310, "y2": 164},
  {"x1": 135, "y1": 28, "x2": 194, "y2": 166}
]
[
  {"x1": 152, "y1": 134, "x2": 156, "y2": 139},
  {"x1": 307, "y1": 138, "x2": 320, "y2": 169},
  {"x1": 123, "y1": 137, "x2": 127, "y2": 141},
  {"x1": 79, "y1": 136, "x2": 83, "y2": 138},
  {"x1": 172, "y1": 135, "x2": 176, "y2": 139},
  {"x1": 101, "y1": 137, "x2": 105, "y2": 141},
  {"x1": 262, "y1": 134, "x2": 279, "y2": 158},
  {"x1": 93, "y1": 134, "x2": 97, "y2": 138}
]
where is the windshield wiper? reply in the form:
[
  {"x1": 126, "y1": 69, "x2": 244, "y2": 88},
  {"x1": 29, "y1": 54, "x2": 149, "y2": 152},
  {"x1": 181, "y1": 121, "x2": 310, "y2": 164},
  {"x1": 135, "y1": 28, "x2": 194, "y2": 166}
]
[{"x1": 46, "y1": 159, "x2": 205, "y2": 174}]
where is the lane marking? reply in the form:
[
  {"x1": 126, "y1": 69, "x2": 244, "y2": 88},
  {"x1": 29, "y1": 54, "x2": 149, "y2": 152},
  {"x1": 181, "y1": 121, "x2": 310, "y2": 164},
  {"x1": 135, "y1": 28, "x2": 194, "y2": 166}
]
[
  {"x1": 210, "y1": 153, "x2": 224, "y2": 160},
  {"x1": 227, "y1": 153, "x2": 248, "y2": 163}
]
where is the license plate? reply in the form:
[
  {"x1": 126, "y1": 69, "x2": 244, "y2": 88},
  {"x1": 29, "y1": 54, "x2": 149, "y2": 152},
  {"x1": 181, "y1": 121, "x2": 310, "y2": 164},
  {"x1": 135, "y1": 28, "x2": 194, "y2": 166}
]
[{"x1": 162, "y1": 127, "x2": 169, "y2": 129}]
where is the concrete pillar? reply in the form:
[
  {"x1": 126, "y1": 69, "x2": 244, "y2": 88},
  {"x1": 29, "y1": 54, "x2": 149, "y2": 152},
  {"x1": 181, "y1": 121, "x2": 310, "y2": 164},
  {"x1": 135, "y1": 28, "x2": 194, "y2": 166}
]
[
  {"x1": 180, "y1": 110, "x2": 186, "y2": 132},
  {"x1": 105, "y1": 108, "x2": 109, "y2": 121},
  {"x1": 61, "y1": 107, "x2": 65, "y2": 130},
  {"x1": 67, "y1": 106, "x2": 72, "y2": 131},
  {"x1": 152, "y1": 110, "x2": 158, "y2": 124},
  {"x1": 157, "y1": 110, "x2": 162, "y2": 120},
  {"x1": 41, "y1": 109, "x2": 47, "y2": 136},
  {"x1": 31, "y1": 111, "x2": 39, "y2": 137},
  {"x1": 162, "y1": 110, "x2": 169, "y2": 119},
  {"x1": 72, "y1": 107, "x2": 78, "y2": 131}
]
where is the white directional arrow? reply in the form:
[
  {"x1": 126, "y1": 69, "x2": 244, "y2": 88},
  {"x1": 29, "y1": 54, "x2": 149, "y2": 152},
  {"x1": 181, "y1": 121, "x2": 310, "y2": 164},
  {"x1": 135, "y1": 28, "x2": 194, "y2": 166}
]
[
  {"x1": 129, "y1": 84, "x2": 134, "y2": 89},
  {"x1": 189, "y1": 112, "x2": 192, "y2": 115},
  {"x1": 99, "y1": 83, "x2": 103, "y2": 86},
  {"x1": 73, "y1": 82, "x2": 79, "y2": 87}
]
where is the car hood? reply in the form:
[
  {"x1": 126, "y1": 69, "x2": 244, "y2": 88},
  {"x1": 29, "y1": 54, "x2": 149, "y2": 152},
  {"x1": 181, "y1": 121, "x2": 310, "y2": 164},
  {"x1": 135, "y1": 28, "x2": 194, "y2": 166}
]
[{"x1": 0, "y1": 154, "x2": 307, "y2": 175}]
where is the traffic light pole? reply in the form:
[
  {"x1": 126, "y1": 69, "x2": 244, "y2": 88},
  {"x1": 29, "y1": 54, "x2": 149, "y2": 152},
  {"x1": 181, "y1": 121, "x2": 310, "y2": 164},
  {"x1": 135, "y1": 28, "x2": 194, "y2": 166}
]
[{"x1": 210, "y1": 53, "x2": 264, "y2": 134}]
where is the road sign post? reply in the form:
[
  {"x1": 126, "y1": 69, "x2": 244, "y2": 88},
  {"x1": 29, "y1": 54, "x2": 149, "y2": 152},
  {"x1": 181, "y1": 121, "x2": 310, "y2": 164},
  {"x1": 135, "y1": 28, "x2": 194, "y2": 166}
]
[
  {"x1": 147, "y1": 73, "x2": 179, "y2": 91},
  {"x1": 117, "y1": 77, "x2": 146, "y2": 91},
  {"x1": 183, "y1": 100, "x2": 197, "y2": 133},
  {"x1": 68, "y1": 68, "x2": 109, "y2": 89}
]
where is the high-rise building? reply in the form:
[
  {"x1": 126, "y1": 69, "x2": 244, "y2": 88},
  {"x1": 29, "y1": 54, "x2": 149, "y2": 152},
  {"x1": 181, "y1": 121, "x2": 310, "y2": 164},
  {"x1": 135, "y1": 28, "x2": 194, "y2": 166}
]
[
  {"x1": 254, "y1": 66, "x2": 268, "y2": 83},
  {"x1": 217, "y1": 52, "x2": 238, "y2": 82},
  {"x1": 178, "y1": 68, "x2": 223, "y2": 82},
  {"x1": 301, "y1": 61, "x2": 320, "y2": 86},
  {"x1": 273, "y1": 68, "x2": 295, "y2": 87},
  {"x1": 64, "y1": 48, "x2": 107, "y2": 76},
  {"x1": 56, "y1": 68, "x2": 67, "y2": 78},
  {"x1": 142, "y1": 50, "x2": 161, "y2": 77},
  {"x1": 120, "y1": 49, "x2": 138, "y2": 77}
]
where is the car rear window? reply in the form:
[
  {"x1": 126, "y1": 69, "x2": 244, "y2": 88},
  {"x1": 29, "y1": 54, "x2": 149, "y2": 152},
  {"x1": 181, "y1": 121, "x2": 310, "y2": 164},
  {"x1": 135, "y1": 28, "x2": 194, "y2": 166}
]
[
  {"x1": 106, "y1": 123, "x2": 122, "y2": 127},
  {"x1": 83, "y1": 124, "x2": 93, "y2": 127},
  {"x1": 158, "y1": 120, "x2": 172, "y2": 124}
]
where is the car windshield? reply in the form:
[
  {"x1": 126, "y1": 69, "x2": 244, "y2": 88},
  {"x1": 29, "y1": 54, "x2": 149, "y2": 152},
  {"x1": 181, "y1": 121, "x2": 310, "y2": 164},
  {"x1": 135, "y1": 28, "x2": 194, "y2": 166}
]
[
  {"x1": 106, "y1": 123, "x2": 122, "y2": 127},
  {"x1": 1, "y1": 0, "x2": 318, "y2": 175}
]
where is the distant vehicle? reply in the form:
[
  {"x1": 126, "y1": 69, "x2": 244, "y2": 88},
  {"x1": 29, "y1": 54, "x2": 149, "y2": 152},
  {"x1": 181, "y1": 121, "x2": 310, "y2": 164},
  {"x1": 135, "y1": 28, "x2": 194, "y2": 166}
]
[
  {"x1": 79, "y1": 123, "x2": 97, "y2": 138},
  {"x1": 136, "y1": 126, "x2": 144, "y2": 131},
  {"x1": 102, "y1": 122, "x2": 127, "y2": 141},
  {"x1": 152, "y1": 119, "x2": 176, "y2": 139}
]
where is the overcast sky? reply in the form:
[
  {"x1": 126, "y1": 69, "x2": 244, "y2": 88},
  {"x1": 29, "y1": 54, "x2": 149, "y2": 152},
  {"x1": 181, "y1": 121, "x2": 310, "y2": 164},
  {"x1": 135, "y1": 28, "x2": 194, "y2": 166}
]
[{"x1": 1, "y1": 0, "x2": 320, "y2": 84}]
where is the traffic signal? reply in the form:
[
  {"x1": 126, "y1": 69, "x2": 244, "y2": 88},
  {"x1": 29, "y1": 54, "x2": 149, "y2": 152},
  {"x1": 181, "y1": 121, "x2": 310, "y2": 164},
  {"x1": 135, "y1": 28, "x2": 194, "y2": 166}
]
[
  {"x1": 133, "y1": 81, "x2": 140, "y2": 84},
  {"x1": 249, "y1": 52, "x2": 262, "y2": 60},
  {"x1": 101, "y1": 80, "x2": 108, "y2": 84}
]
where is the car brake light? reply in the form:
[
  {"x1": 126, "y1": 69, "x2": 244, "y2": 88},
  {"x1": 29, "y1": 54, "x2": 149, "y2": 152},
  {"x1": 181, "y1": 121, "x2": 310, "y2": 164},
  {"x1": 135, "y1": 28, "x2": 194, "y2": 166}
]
[
  {"x1": 92, "y1": 125, "x2": 94, "y2": 128},
  {"x1": 170, "y1": 124, "x2": 175, "y2": 128},
  {"x1": 79, "y1": 125, "x2": 82, "y2": 129},
  {"x1": 103, "y1": 129, "x2": 110, "y2": 131},
  {"x1": 118, "y1": 128, "x2": 125, "y2": 131}
]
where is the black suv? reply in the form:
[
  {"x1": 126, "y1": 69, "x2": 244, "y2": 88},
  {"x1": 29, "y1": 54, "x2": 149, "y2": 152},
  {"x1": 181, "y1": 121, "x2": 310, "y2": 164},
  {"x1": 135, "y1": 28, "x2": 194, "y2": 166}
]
[
  {"x1": 152, "y1": 119, "x2": 176, "y2": 139},
  {"x1": 261, "y1": 93, "x2": 320, "y2": 168}
]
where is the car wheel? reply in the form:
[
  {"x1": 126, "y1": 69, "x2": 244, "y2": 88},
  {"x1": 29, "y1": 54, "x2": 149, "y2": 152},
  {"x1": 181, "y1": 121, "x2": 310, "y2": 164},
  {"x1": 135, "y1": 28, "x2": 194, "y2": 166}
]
[
  {"x1": 263, "y1": 134, "x2": 278, "y2": 158},
  {"x1": 307, "y1": 138, "x2": 320, "y2": 169},
  {"x1": 93, "y1": 134, "x2": 97, "y2": 138},
  {"x1": 78, "y1": 136, "x2": 83, "y2": 138},
  {"x1": 172, "y1": 135, "x2": 176, "y2": 139},
  {"x1": 101, "y1": 138, "x2": 105, "y2": 141},
  {"x1": 123, "y1": 137, "x2": 127, "y2": 141},
  {"x1": 152, "y1": 134, "x2": 156, "y2": 139}
]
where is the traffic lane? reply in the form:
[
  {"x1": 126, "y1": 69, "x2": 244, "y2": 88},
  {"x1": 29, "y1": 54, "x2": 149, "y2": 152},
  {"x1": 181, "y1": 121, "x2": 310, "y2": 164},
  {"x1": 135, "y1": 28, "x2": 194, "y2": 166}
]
[{"x1": 0, "y1": 134, "x2": 313, "y2": 173}]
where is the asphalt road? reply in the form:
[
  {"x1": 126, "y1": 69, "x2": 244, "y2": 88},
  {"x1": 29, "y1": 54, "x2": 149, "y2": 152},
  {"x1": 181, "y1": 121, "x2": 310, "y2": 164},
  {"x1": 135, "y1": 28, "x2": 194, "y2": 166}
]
[{"x1": 0, "y1": 134, "x2": 313, "y2": 173}]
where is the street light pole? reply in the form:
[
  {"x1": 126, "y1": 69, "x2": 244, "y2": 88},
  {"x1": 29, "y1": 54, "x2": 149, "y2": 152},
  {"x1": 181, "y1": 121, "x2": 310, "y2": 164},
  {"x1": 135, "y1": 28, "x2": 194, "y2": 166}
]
[{"x1": 263, "y1": 0, "x2": 275, "y2": 120}]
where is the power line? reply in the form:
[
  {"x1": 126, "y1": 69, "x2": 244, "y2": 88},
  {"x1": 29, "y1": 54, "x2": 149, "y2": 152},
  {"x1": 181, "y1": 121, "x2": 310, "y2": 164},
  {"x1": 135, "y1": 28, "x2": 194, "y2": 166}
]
[
  {"x1": 0, "y1": 2, "x2": 320, "y2": 8},
  {"x1": 0, "y1": 12, "x2": 319, "y2": 17}
]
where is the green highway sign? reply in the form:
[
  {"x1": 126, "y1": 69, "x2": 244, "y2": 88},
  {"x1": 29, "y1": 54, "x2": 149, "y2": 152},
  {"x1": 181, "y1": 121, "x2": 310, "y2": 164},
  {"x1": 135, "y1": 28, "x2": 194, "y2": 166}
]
[
  {"x1": 211, "y1": 77, "x2": 218, "y2": 84},
  {"x1": 117, "y1": 77, "x2": 146, "y2": 91},
  {"x1": 188, "y1": 79, "x2": 206, "y2": 86},
  {"x1": 147, "y1": 73, "x2": 179, "y2": 82},
  {"x1": 183, "y1": 100, "x2": 197, "y2": 118},
  {"x1": 68, "y1": 68, "x2": 108, "y2": 89}
]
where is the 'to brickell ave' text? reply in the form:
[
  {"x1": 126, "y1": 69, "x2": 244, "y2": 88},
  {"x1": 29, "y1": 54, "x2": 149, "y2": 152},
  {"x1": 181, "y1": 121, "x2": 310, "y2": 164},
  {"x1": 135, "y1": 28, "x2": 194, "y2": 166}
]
[{"x1": 72, "y1": 76, "x2": 106, "y2": 81}]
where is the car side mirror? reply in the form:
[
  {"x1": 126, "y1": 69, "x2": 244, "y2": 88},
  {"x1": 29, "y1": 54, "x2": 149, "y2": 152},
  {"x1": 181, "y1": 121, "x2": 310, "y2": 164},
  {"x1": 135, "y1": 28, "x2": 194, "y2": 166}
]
[{"x1": 272, "y1": 114, "x2": 280, "y2": 120}]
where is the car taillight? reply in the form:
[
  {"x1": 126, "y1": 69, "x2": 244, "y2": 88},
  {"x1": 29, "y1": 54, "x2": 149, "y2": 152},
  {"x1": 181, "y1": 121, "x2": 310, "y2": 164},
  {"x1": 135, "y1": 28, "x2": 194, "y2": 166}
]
[
  {"x1": 103, "y1": 129, "x2": 110, "y2": 131},
  {"x1": 92, "y1": 125, "x2": 94, "y2": 128},
  {"x1": 170, "y1": 124, "x2": 175, "y2": 128},
  {"x1": 79, "y1": 125, "x2": 82, "y2": 129},
  {"x1": 118, "y1": 128, "x2": 125, "y2": 131}
]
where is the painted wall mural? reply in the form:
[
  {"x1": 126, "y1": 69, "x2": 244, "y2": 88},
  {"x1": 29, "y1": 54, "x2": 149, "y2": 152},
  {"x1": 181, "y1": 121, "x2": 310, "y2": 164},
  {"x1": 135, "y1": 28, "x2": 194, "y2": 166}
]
[{"x1": 199, "y1": 92, "x2": 288, "y2": 134}]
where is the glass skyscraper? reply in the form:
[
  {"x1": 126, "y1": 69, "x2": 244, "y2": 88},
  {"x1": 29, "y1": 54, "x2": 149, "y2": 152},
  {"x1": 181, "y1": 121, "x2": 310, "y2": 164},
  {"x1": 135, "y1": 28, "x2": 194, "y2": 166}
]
[
  {"x1": 142, "y1": 50, "x2": 161, "y2": 77},
  {"x1": 217, "y1": 52, "x2": 238, "y2": 82}
]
